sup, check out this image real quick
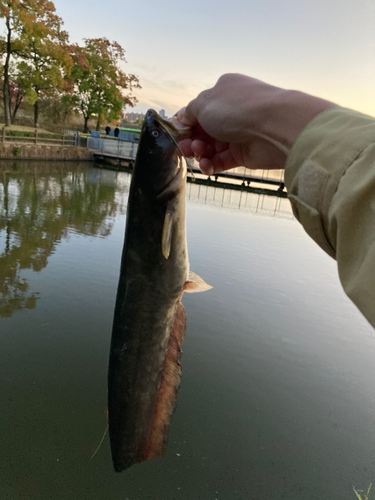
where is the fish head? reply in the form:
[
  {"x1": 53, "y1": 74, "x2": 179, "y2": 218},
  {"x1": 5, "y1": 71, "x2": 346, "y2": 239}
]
[{"x1": 134, "y1": 109, "x2": 190, "y2": 199}]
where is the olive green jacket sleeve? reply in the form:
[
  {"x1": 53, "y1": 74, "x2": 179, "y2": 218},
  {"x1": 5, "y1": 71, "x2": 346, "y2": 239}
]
[{"x1": 285, "y1": 107, "x2": 375, "y2": 328}]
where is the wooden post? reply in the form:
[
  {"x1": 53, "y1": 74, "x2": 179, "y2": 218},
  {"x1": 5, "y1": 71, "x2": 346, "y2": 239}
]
[
  {"x1": 35, "y1": 129, "x2": 38, "y2": 145},
  {"x1": 62, "y1": 134, "x2": 65, "y2": 147},
  {"x1": 2, "y1": 127, "x2": 5, "y2": 144}
]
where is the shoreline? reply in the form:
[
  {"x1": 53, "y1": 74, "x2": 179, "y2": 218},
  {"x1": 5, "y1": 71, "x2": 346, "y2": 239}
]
[{"x1": 0, "y1": 143, "x2": 94, "y2": 161}]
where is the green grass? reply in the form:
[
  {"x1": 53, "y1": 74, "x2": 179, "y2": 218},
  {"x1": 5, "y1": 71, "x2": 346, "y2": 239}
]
[
  {"x1": 13, "y1": 146, "x2": 22, "y2": 157},
  {"x1": 353, "y1": 484, "x2": 372, "y2": 500}
]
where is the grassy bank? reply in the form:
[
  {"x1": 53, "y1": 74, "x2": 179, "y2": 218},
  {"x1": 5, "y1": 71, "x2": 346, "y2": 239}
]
[
  {"x1": 0, "y1": 124, "x2": 54, "y2": 134},
  {"x1": 0, "y1": 143, "x2": 93, "y2": 161}
]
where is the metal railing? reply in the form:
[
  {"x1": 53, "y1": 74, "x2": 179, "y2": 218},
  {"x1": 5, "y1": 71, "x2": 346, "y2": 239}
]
[{"x1": 87, "y1": 137, "x2": 138, "y2": 160}]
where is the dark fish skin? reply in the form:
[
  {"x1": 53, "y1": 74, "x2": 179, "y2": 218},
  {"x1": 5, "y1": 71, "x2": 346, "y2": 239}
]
[{"x1": 108, "y1": 109, "x2": 189, "y2": 472}]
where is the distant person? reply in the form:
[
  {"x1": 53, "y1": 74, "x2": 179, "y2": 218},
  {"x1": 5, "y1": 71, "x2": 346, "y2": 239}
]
[
  {"x1": 105, "y1": 126, "x2": 111, "y2": 136},
  {"x1": 114, "y1": 127, "x2": 120, "y2": 138},
  {"x1": 175, "y1": 73, "x2": 375, "y2": 329}
]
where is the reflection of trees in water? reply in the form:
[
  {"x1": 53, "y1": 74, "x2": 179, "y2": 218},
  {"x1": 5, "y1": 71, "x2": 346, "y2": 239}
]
[{"x1": 0, "y1": 163, "x2": 118, "y2": 317}]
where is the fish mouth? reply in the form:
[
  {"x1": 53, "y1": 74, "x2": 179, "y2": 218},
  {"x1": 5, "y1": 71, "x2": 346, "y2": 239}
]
[
  {"x1": 145, "y1": 109, "x2": 192, "y2": 141},
  {"x1": 144, "y1": 109, "x2": 190, "y2": 201}
]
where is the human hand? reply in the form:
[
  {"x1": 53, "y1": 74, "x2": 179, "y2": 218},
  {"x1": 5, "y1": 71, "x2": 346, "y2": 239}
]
[{"x1": 174, "y1": 73, "x2": 336, "y2": 175}]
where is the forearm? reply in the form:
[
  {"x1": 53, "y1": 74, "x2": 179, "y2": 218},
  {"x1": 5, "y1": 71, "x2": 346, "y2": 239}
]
[{"x1": 285, "y1": 107, "x2": 375, "y2": 327}]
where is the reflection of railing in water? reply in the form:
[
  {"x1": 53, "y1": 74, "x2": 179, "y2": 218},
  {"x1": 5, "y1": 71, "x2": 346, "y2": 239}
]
[
  {"x1": 187, "y1": 176, "x2": 293, "y2": 219},
  {"x1": 182, "y1": 163, "x2": 292, "y2": 218}
]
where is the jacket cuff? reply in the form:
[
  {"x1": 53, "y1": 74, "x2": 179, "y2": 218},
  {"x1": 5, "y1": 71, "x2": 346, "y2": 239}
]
[{"x1": 285, "y1": 107, "x2": 375, "y2": 258}]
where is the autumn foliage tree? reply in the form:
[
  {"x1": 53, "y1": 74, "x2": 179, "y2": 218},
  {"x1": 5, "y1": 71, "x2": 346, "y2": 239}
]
[
  {"x1": 13, "y1": 0, "x2": 72, "y2": 127},
  {"x1": 0, "y1": 2, "x2": 140, "y2": 130},
  {"x1": 0, "y1": 0, "x2": 72, "y2": 127},
  {"x1": 0, "y1": 0, "x2": 33, "y2": 126},
  {"x1": 69, "y1": 38, "x2": 141, "y2": 132}
]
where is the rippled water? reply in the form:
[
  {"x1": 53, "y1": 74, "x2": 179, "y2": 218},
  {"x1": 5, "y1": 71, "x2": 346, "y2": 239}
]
[{"x1": 0, "y1": 162, "x2": 374, "y2": 500}]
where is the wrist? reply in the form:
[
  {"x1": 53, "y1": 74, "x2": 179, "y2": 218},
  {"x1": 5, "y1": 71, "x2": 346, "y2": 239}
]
[{"x1": 270, "y1": 89, "x2": 337, "y2": 149}]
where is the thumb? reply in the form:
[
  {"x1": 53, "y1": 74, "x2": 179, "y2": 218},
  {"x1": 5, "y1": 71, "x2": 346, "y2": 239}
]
[{"x1": 176, "y1": 104, "x2": 199, "y2": 127}]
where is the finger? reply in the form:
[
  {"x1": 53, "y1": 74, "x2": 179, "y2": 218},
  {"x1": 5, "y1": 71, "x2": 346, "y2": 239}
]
[
  {"x1": 199, "y1": 158, "x2": 214, "y2": 176},
  {"x1": 178, "y1": 138, "x2": 193, "y2": 157},
  {"x1": 189, "y1": 125, "x2": 215, "y2": 143},
  {"x1": 191, "y1": 140, "x2": 216, "y2": 160},
  {"x1": 176, "y1": 103, "x2": 198, "y2": 127},
  {"x1": 200, "y1": 149, "x2": 240, "y2": 174},
  {"x1": 183, "y1": 88, "x2": 213, "y2": 126},
  {"x1": 177, "y1": 131, "x2": 218, "y2": 159},
  {"x1": 175, "y1": 107, "x2": 186, "y2": 120}
]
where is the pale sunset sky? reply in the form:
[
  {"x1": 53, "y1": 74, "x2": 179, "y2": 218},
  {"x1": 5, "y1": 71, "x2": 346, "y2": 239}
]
[{"x1": 34, "y1": 0, "x2": 375, "y2": 117}]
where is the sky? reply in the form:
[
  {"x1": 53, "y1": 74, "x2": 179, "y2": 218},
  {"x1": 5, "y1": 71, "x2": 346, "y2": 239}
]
[{"x1": 37, "y1": 0, "x2": 375, "y2": 117}]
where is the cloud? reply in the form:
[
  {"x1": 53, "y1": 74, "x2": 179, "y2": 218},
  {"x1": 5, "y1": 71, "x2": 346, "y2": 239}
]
[
  {"x1": 127, "y1": 74, "x2": 195, "y2": 115},
  {"x1": 126, "y1": 63, "x2": 217, "y2": 115}
]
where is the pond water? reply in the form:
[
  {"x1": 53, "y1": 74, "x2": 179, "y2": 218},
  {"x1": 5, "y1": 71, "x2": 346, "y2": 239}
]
[{"x1": 0, "y1": 161, "x2": 374, "y2": 500}]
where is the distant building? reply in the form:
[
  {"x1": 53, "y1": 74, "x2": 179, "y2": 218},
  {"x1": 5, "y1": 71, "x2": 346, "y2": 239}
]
[
  {"x1": 122, "y1": 108, "x2": 168, "y2": 122},
  {"x1": 122, "y1": 111, "x2": 145, "y2": 123}
]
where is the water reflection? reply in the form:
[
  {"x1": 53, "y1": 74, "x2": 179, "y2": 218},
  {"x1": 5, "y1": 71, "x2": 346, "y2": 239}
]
[
  {"x1": 0, "y1": 162, "x2": 125, "y2": 317},
  {"x1": 0, "y1": 163, "x2": 291, "y2": 317},
  {"x1": 187, "y1": 178, "x2": 293, "y2": 219},
  {"x1": 2, "y1": 163, "x2": 375, "y2": 500}
]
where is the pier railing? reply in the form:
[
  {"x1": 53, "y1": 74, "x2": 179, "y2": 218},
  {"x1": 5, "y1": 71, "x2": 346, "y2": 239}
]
[{"x1": 87, "y1": 136, "x2": 138, "y2": 160}]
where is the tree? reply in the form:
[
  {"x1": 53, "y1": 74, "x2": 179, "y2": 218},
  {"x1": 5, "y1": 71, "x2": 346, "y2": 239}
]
[
  {"x1": 0, "y1": 0, "x2": 71, "y2": 127},
  {"x1": 39, "y1": 92, "x2": 75, "y2": 124},
  {"x1": 0, "y1": 0, "x2": 30, "y2": 126},
  {"x1": 9, "y1": 78, "x2": 24, "y2": 119},
  {"x1": 0, "y1": 60, "x2": 26, "y2": 120},
  {"x1": 69, "y1": 38, "x2": 140, "y2": 133},
  {"x1": 8, "y1": 61, "x2": 28, "y2": 119},
  {"x1": 12, "y1": 0, "x2": 72, "y2": 127}
]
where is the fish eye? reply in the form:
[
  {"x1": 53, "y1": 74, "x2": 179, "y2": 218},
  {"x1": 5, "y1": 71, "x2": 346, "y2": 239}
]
[{"x1": 151, "y1": 130, "x2": 160, "y2": 138}]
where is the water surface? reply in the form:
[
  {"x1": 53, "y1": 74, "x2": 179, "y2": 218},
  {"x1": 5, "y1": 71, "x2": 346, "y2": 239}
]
[{"x1": 0, "y1": 162, "x2": 374, "y2": 500}]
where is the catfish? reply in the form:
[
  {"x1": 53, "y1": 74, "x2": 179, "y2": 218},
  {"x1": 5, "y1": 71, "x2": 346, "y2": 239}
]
[{"x1": 108, "y1": 109, "x2": 211, "y2": 472}]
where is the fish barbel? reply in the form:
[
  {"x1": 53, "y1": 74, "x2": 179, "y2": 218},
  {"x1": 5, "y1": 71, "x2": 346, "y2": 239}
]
[{"x1": 108, "y1": 109, "x2": 211, "y2": 472}]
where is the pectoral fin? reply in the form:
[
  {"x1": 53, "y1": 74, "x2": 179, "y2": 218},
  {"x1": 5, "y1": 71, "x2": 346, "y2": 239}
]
[
  {"x1": 161, "y1": 210, "x2": 173, "y2": 259},
  {"x1": 183, "y1": 271, "x2": 212, "y2": 293}
]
